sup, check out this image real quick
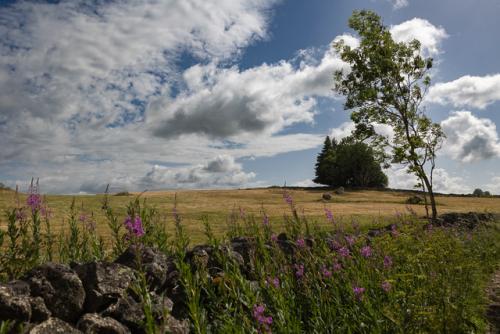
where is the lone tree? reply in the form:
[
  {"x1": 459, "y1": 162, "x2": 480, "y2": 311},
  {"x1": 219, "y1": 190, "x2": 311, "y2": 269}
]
[
  {"x1": 333, "y1": 10, "x2": 445, "y2": 220},
  {"x1": 314, "y1": 136, "x2": 387, "y2": 188}
]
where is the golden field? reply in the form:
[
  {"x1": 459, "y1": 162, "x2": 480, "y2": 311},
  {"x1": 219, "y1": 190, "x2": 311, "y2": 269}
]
[{"x1": 1, "y1": 187, "x2": 499, "y2": 243}]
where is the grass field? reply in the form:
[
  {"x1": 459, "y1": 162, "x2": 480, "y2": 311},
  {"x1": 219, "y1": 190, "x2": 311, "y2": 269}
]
[{"x1": 1, "y1": 187, "x2": 499, "y2": 244}]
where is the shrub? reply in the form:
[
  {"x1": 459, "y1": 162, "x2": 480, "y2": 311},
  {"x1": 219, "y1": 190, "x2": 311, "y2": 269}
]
[{"x1": 406, "y1": 195, "x2": 423, "y2": 204}]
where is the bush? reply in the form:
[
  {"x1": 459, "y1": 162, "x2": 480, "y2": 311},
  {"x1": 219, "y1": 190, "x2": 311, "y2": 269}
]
[
  {"x1": 114, "y1": 191, "x2": 130, "y2": 196},
  {"x1": 406, "y1": 195, "x2": 423, "y2": 204}
]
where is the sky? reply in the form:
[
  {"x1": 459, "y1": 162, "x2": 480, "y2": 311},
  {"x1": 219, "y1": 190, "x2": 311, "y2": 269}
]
[{"x1": 0, "y1": 0, "x2": 499, "y2": 194}]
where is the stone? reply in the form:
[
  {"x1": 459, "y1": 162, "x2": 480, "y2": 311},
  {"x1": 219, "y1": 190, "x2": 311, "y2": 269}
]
[
  {"x1": 167, "y1": 315, "x2": 189, "y2": 334},
  {"x1": 115, "y1": 246, "x2": 170, "y2": 291},
  {"x1": 322, "y1": 193, "x2": 332, "y2": 200},
  {"x1": 28, "y1": 317, "x2": 82, "y2": 334},
  {"x1": 0, "y1": 284, "x2": 31, "y2": 322},
  {"x1": 77, "y1": 313, "x2": 131, "y2": 334},
  {"x1": 73, "y1": 261, "x2": 136, "y2": 313},
  {"x1": 29, "y1": 297, "x2": 51, "y2": 322},
  {"x1": 334, "y1": 187, "x2": 345, "y2": 195},
  {"x1": 23, "y1": 263, "x2": 85, "y2": 323}
]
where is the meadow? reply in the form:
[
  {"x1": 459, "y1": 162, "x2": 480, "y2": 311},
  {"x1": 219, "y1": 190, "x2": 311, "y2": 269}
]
[
  {"x1": 0, "y1": 185, "x2": 499, "y2": 333},
  {"x1": 1, "y1": 186, "x2": 499, "y2": 245}
]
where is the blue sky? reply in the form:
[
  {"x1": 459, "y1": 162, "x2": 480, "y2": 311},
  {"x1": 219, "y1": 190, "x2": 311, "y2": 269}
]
[{"x1": 0, "y1": 0, "x2": 499, "y2": 194}]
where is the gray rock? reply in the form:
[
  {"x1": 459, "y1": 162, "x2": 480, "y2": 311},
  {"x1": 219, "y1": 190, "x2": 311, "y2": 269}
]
[
  {"x1": 77, "y1": 313, "x2": 131, "y2": 334},
  {"x1": 23, "y1": 263, "x2": 85, "y2": 323},
  {"x1": 322, "y1": 193, "x2": 332, "y2": 200},
  {"x1": 115, "y1": 246, "x2": 170, "y2": 291},
  {"x1": 28, "y1": 317, "x2": 82, "y2": 334},
  {"x1": 0, "y1": 284, "x2": 31, "y2": 322},
  {"x1": 166, "y1": 315, "x2": 189, "y2": 334},
  {"x1": 74, "y1": 261, "x2": 136, "y2": 313},
  {"x1": 29, "y1": 296, "x2": 51, "y2": 322}
]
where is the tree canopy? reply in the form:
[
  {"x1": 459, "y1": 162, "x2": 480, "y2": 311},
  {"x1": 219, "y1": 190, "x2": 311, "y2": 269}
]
[
  {"x1": 314, "y1": 136, "x2": 388, "y2": 188},
  {"x1": 333, "y1": 10, "x2": 445, "y2": 220}
]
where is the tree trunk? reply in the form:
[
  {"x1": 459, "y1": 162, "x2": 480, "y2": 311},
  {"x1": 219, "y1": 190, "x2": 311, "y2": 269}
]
[{"x1": 420, "y1": 170, "x2": 438, "y2": 221}]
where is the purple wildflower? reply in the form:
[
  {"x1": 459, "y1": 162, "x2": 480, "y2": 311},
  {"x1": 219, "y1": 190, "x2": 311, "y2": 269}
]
[
  {"x1": 324, "y1": 208, "x2": 334, "y2": 223},
  {"x1": 322, "y1": 266, "x2": 332, "y2": 278},
  {"x1": 283, "y1": 192, "x2": 293, "y2": 206},
  {"x1": 26, "y1": 183, "x2": 42, "y2": 212},
  {"x1": 294, "y1": 264, "x2": 304, "y2": 279},
  {"x1": 345, "y1": 235, "x2": 356, "y2": 246},
  {"x1": 383, "y1": 255, "x2": 393, "y2": 269},
  {"x1": 353, "y1": 286, "x2": 365, "y2": 300},
  {"x1": 390, "y1": 224, "x2": 399, "y2": 237},
  {"x1": 360, "y1": 245, "x2": 372, "y2": 258},
  {"x1": 263, "y1": 214, "x2": 270, "y2": 226},
  {"x1": 124, "y1": 215, "x2": 145, "y2": 237},
  {"x1": 252, "y1": 304, "x2": 273, "y2": 332},
  {"x1": 381, "y1": 281, "x2": 392, "y2": 292},
  {"x1": 270, "y1": 234, "x2": 278, "y2": 243},
  {"x1": 338, "y1": 246, "x2": 350, "y2": 258},
  {"x1": 333, "y1": 261, "x2": 342, "y2": 272},
  {"x1": 296, "y1": 238, "x2": 305, "y2": 248},
  {"x1": 79, "y1": 214, "x2": 87, "y2": 223},
  {"x1": 266, "y1": 277, "x2": 280, "y2": 288}
]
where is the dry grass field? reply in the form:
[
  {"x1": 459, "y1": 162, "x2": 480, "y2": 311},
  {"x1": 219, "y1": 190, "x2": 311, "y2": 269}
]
[{"x1": 1, "y1": 187, "x2": 499, "y2": 243}]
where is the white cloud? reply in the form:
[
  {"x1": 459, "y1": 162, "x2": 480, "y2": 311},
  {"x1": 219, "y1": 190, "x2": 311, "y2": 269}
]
[
  {"x1": 440, "y1": 111, "x2": 500, "y2": 162},
  {"x1": 385, "y1": 166, "x2": 468, "y2": 194},
  {"x1": 485, "y1": 176, "x2": 500, "y2": 195},
  {"x1": 291, "y1": 179, "x2": 318, "y2": 187},
  {"x1": 150, "y1": 47, "x2": 349, "y2": 139},
  {"x1": 140, "y1": 155, "x2": 256, "y2": 189},
  {"x1": 427, "y1": 74, "x2": 500, "y2": 109},
  {"x1": 390, "y1": 18, "x2": 448, "y2": 56}
]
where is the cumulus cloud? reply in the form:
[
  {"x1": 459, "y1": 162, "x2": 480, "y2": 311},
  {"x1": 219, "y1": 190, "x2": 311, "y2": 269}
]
[
  {"x1": 427, "y1": 74, "x2": 500, "y2": 109},
  {"x1": 440, "y1": 111, "x2": 500, "y2": 162},
  {"x1": 485, "y1": 176, "x2": 500, "y2": 195},
  {"x1": 150, "y1": 48, "x2": 349, "y2": 139},
  {"x1": 390, "y1": 18, "x2": 448, "y2": 56},
  {"x1": 385, "y1": 166, "x2": 468, "y2": 194},
  {"x1": 140, "y1": 155, "x2": 256, "y2": 189}
]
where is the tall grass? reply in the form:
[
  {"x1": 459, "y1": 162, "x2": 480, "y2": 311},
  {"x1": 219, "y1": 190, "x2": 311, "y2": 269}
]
[{"x1": 0, "y1": 184, "x2": 498, "y2": 333}]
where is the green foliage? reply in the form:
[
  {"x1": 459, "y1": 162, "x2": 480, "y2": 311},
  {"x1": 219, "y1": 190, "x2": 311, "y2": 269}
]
[
  {"x1": 314, "y1": 136, "x2": 388, "y2": 188},
  {"x1": 333, "y1": 10, "x2": 445, "y2": 219}
]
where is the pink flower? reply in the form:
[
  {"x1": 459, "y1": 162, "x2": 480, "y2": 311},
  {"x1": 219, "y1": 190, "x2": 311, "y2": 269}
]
[
  {"x1": 266, "y1": 277, "x2": 280, "y2": 288},
  {"x1": 345, "y1": 235, "x2": 356, "y2": 246},
  {"x1": 124, "y1": 215, "x2": 145, "y2": 237},
  {"x1": 324, "y1": 208, "x2": 334, "y2": 223},
  {"x1": 338, "y1": 247, "x2": 350, "y2": 258},
  {"x1": 333, "y1": 261, "x2": 342, "y2": 272},
  {"x1": 390, "y1": 224, "x2": 399, "y2": 237},
  {"x1": 294, "y1": 264, "x2": 304, "y2": 278},
  {"x1": 270, "y1": 234, "x2": 278, "y2": 243},
  {"x1": 263, "y1": 214, "x2": 270, "y2": 226},
  {"x1": 353, "y1": 286, "x2": 365, "y2": 300},
  {"x1": 360, "y1": 245, "x2": 372, "y2": 258},
  {"x1": 381, "y1": 281, "x2": 391, "y2": 292},
  {"x1": 283, "y1": 192, "x2": 293, "y2": 206},
  {"x1": 383, "y1": 255, "x2": 393, "y2": 269},
  {"x1": 296, "y1": 238, "x2": 305, "y2": 248},
  {"x1": 252, "y1": 304, "x2": 273, "y2": 332},
  {"x1": 322, "y1": 266, "x2": 332, "y2": 278}
]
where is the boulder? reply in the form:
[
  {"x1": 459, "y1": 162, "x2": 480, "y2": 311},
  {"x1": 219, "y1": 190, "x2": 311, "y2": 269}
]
[
  {"x1": 77, "y1": 313, "x2": 131, "y2": 334},
  {"x1": 322, "y1": 193, "x2": 332, "y2": 200},
  {"x1": 335, "y1": 187, "x2": 345, "y2": 195},
  {"x1": 0, "y1": 284, "x2": 31, "y2": 322},
  {"x1": 437, "y1": 212, "x2": 495, "y2": 229},
  {"x1": 102, "y1": 293, "x2": 180, "y2": 333},
  {"x1": 115, "y1": 246, "x2": 170, "y2": 291},
  {"x1": 29, "y1": 296, "x2": 51, "y2": 322},
  {"x1": 73, "y1": 261, "x2": 136, "y2": 313},
  {"x1": 23, "y1": 263, "x2": 85, "y2": 323},
  {"x1": 28, "y1": 317, "x2": 82, "y2": 334}
]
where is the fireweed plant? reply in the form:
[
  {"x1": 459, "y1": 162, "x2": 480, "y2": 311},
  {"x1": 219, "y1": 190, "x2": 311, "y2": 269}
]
[{"x1": 0, "y1": 185, "x2": 498, "y2": 333}]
